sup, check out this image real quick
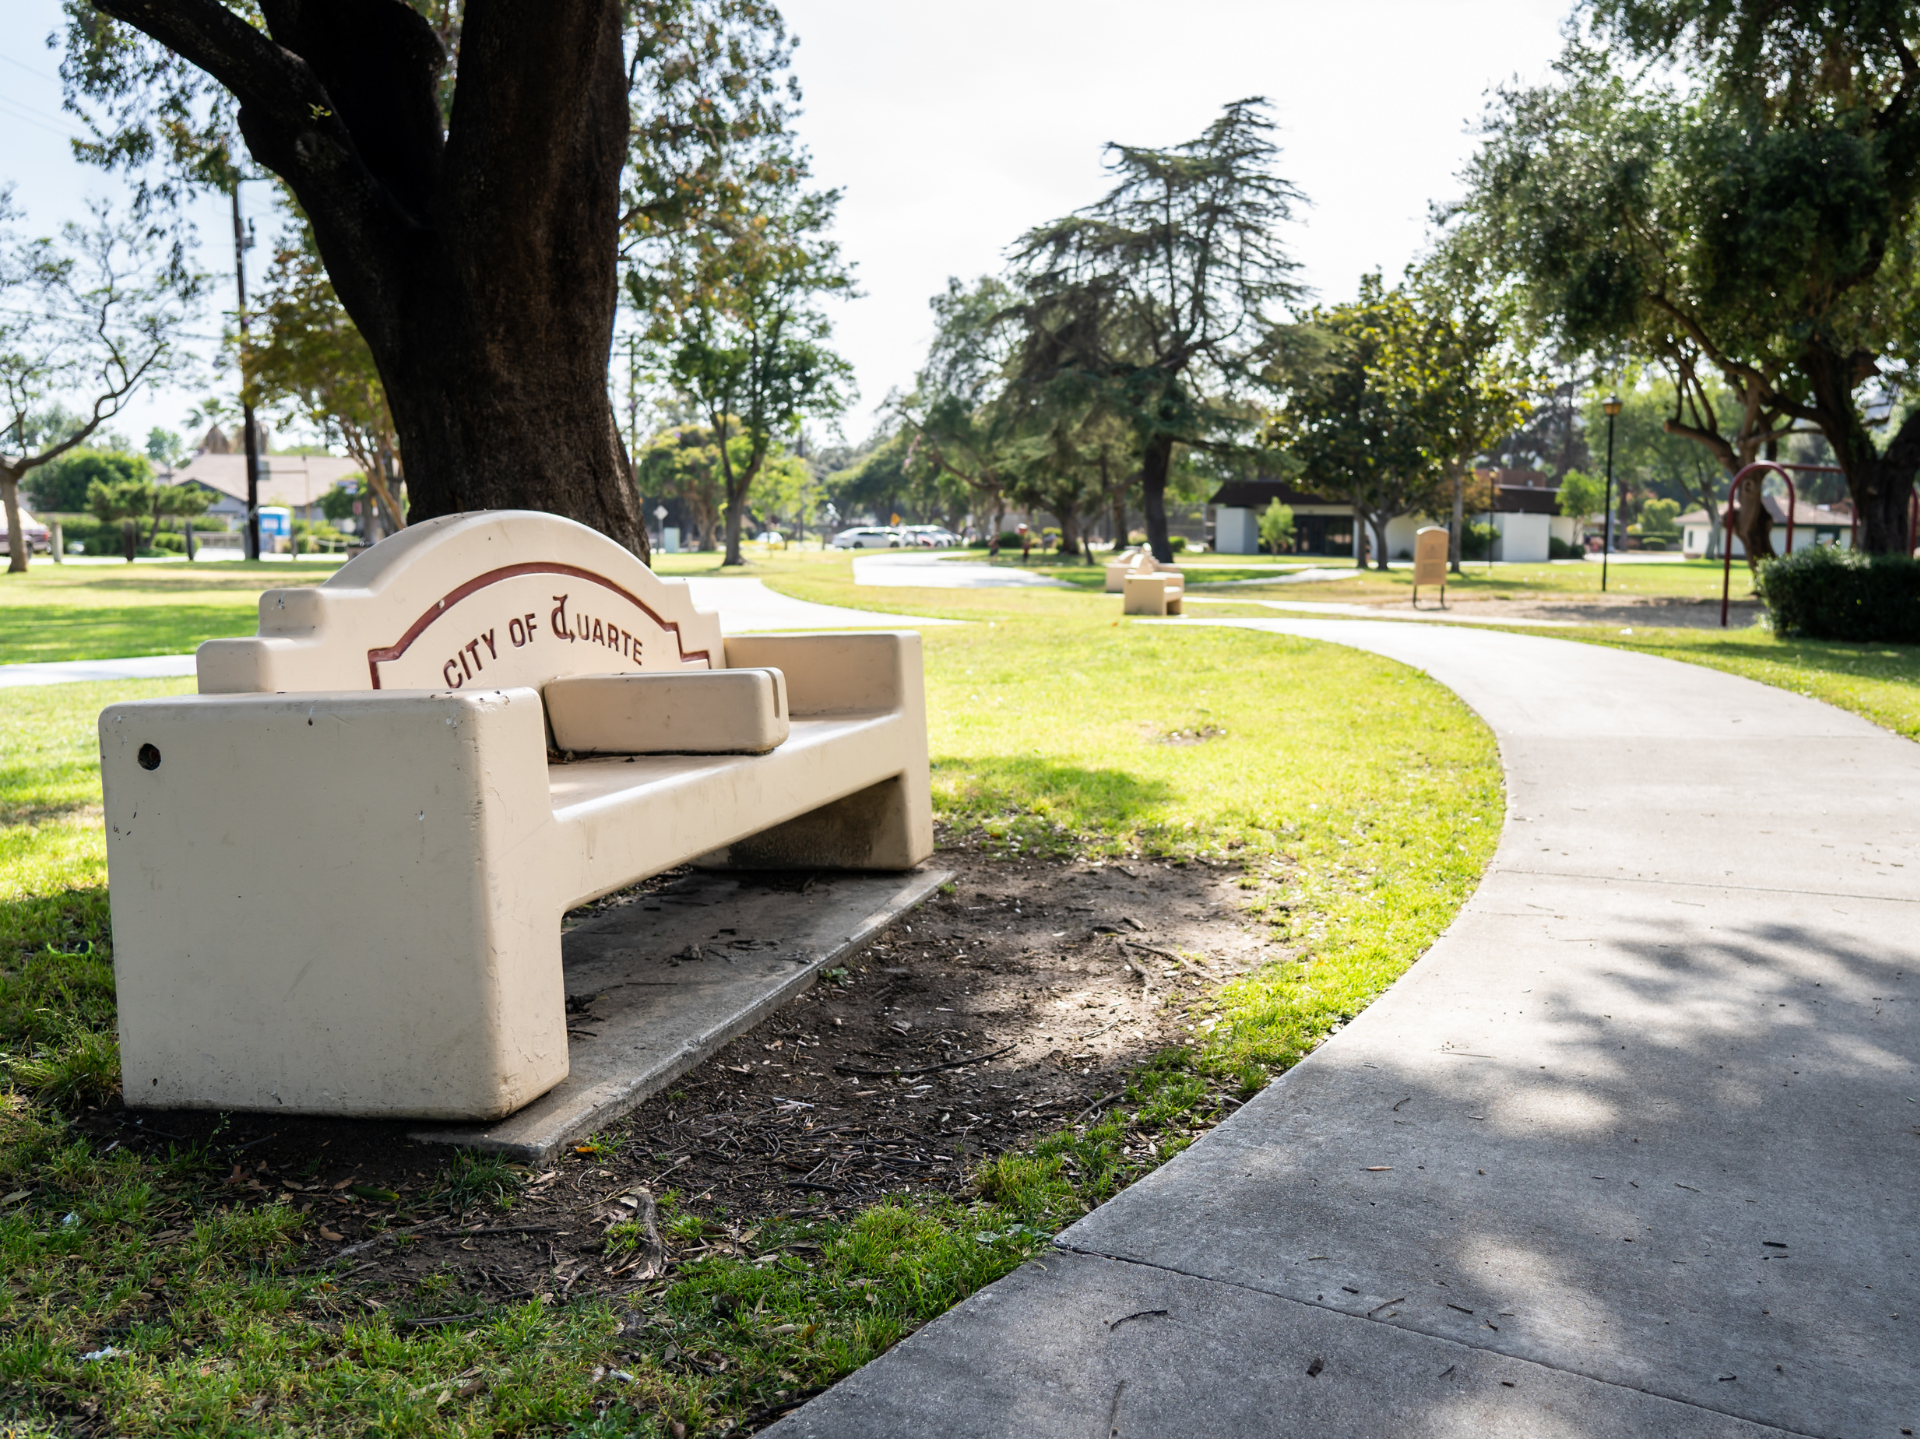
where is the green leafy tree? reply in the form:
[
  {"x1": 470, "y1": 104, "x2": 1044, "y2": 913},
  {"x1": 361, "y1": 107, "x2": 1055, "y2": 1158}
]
[
  {"x1": 1259, "y1": 498, "x2": 1296, "y2": 553},
  {"x1": 1578, "y1": 369, "x2": 1735, "y2": 555},
  {"x1": 86, "y1": 474, "x2": 155, "y2": 561},
  {"x1": 1556, "y1": 468, "x2": 1609, "y2": 541},
  {"x1": 145, "y1": 426, "x2": 184, "y2": 468},
  {"x1": 0, "y1": 194, "x2": 200, "y2": 573},
  {"x1": 1008, "y1": 99, "x2": 1306, "y2": 562},
  {"x1": 1270, "y1": 276, "x2": 1452, "y2": 569},
  {"x1": 632, "y1": 157, "x2": 855, "y2": 566},
  {"x1": 1445, "y1": 26, "x2": 1920, "y2": 553},
  {"x1": 1639, "y1": 496, "x2": 1682, "y2": 539},
  {"x1": 1395, "y1": 269, "x2": 1539, "y2": 571},
  {"x1": 246, "y1": 210, "x2": 404, "y2": 535},
  {"x1": 636, "y1": 423, "x2": 728, "y2": 551},
  {"x1": 894, "y1": 277, "x2": 1022, "y2": 536},
  {"x1": 24, "y1": 447, "x2": 150, "y2": 514}
]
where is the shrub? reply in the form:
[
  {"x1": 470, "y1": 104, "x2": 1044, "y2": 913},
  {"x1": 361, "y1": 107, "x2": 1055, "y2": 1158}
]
[
  {"x1": 1757, "y1": 545, "x2": 1920, "y2": 642},
  {"x1": 1460, "y1": 522, "x2": 1497, "y2": 560},
  {"x1": 1169, "y1": 536, "x2": 1187, "y2": 552},
  {"x1": 1549, "y1": 536, "x2": 1581, "y2": 559},
  {"x1": 1640, "y1": 537, "x2": 1667, "y2": 552}
]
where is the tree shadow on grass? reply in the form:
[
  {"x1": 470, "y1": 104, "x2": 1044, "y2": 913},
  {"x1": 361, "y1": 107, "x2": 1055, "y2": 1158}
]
[{"x1": 0, "y1": 887, "x2": 114, "y2": 1044}]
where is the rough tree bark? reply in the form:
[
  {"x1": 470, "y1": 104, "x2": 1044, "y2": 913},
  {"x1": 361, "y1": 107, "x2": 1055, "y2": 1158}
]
[
  {"x1": 1, "y1": 476, "x2": 28, "y2": 574},
  {"x1": 1804, "y1": 341, "x2": 1920, "y2": 556},
  {"x1": 1140, "y1": 433, "x2": 1175, "y2": 563},
  {"x1": 95, "y1": 0, "x2": 649, "y2": 558}
]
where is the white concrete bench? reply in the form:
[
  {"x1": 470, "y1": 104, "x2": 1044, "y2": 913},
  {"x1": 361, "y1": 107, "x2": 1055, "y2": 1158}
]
[
  {"x1": 99, "y1": 511, "x2": 932, "y2": 1123},
  {"x1": 1104, "y1": 549, "x2": 1184, "y2": 594},
  {"x1": 1122, "y1": 571, "x2": 1185, "y2": 615}
]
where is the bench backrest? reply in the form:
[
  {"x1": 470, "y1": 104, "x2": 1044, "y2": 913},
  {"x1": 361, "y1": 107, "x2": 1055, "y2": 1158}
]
[{"x1": 197, "y1": 511, "x2": 724, "y2": 694}]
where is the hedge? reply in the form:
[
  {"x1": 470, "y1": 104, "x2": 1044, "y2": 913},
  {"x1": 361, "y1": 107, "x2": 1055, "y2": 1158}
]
[{"x1": 1756, "y1": 545, "x2": 1920, "y2": 643}]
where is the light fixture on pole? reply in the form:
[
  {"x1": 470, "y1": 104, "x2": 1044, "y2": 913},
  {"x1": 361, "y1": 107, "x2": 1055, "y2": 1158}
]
[{"x1": 1601, "y1": 393, "x2": 1622, "y2": 593}]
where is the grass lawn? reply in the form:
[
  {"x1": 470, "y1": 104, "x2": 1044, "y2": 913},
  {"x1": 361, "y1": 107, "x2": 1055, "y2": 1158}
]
[
  {"x1": 0, "y1": 587, "x2": 1503, "y2": 1435},
  {"x1": 0, "y1": 561, "x2": 346, "y2": 666}
]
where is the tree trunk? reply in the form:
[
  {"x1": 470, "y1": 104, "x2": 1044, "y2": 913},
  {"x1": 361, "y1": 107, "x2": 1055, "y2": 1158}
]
[
  {"x1": 1449, "y1": 469, "x2": 1464, "y2": 574},
  {"x1": 1848, "y1": 449, "x2": 1920, "y2": 554},
  {"x1": 1803, "y1": 338, "x2": 1920, "y2": 555},
  {"x1": 1140, "y1": 433, "x2": 1176, "y2": 563},
  {"x1": 1732, "y1": 468, "x2": 1774, "y2": 575},
  {"x1": 101, "y1": 0, "x2": 648, "y2": 561},
  {"x1": 723, "y1": 455, "x2": 763, "y2": 567},
  {"x1": 2, "y1": 475, "x2": 28, "y2": 574},
  {"x1": 1370, "y1": 512, "x2": 1392, "y2": 571}
]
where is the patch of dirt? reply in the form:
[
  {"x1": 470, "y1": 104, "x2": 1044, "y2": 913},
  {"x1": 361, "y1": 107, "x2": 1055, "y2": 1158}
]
[
  {"x1": 1371, "y1": 593, "x2": 1765, "y2": 629},
  {"x1": 84, "y1": 849, "x2": 1273, "y2": 1312}
]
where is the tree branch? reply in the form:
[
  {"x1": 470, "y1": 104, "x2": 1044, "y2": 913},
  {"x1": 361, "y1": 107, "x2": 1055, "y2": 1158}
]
[{"x1": 92, "y1": 0, "x2": 414, "y2": 288}]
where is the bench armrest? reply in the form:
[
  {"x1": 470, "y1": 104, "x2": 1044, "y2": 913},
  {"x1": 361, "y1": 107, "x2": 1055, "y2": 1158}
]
[{"x1": 721, "y1": 631, "x2": 922, "y2": 717}]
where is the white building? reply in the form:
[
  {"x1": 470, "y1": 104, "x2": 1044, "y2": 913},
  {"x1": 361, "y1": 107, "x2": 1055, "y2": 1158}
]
[
  {"x1": 1209, "y1": 470, "x2": 1580, "y2": 562},
  {"x1": 1679, "y1": 497, "x2": 1855, "y2": 558}
]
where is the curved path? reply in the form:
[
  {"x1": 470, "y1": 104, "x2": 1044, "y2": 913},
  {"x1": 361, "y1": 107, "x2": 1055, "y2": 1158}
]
[{"x1": 772, "y1": 621, "x2": 1919, "y2": 1438}]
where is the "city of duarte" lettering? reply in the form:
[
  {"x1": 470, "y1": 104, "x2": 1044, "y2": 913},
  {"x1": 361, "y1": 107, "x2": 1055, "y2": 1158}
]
[{"x1": 437, "y1": 592, "x2": 646, "y2": 687}]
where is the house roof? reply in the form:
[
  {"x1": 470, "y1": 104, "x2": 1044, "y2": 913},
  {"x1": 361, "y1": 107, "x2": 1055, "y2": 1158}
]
[
  {"x1": 162, "y1": 453, "x2": 363, "y2": 508},
  {"x1": 1677, "y1": 497, "x2": 1855, "y2": 528},
  {"x1": 1214, "y1": 471, "x2": 1569, "y2": 516},
  {"x1": 1209, "y1": 480, "x2": 1351, "y2": 510}
]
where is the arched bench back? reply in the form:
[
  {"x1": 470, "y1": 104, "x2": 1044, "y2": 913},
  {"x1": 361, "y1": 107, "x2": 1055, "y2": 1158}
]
[{"x1": 197, "y1": 511, "x2": 722, "y2": 694}]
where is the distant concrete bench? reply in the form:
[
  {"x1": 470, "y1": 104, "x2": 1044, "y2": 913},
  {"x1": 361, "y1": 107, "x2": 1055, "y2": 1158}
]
[
  {"x1": 99, "y1": 511, "x2": 932, "y2": 1123},
  {"x1": 1122, "y1": 570, "x2": 1185, "y2": 616},
  {"x1": 1104, "y1": 548, "x2": 1184, "y2": 594}
]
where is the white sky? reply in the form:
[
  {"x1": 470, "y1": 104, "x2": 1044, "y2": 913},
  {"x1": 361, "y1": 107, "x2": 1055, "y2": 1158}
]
[{"x1": 1, "y1": 0, "x2": 1574, "y2": 450}]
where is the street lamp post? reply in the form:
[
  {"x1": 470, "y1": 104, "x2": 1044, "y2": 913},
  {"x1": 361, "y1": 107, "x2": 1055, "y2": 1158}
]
[{"x1": 1601, "y1": 393, "x2": 1622, "y2": 593}]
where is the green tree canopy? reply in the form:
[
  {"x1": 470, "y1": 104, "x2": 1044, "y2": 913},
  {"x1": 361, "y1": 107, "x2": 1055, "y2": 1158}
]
[
  {"x1": 1443, "y1": 28, "x2": 1920, "y2": 552},
  {"x1": 24, "y1": 447, "x2": 151, "y2": 514},
  {"x1": 1270, "y1": 276, "x2": 1476, "y2": 569},
  {"x1": 631, "y1": 154, "x2": 855, "y2": 566},
  {"x1": 1008, "y1": 99, "x2": 1306, "y2": 562}
]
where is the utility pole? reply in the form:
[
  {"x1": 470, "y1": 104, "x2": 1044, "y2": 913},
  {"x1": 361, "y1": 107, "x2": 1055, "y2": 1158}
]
[
  {"x1": 626, "y1": 334, "x2": 640, "y2": 459},
  {"x1": 231, "y1": 185, "x2": 262, "y2": 563},
  {"x1": 1602, "y1": 393, "x2": 1622, "y2": 592}
]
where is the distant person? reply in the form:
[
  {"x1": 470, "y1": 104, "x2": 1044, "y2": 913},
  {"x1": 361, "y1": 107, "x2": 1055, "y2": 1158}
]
[
  {"x1": 989, "y1": 532, "x2": 1000, "y2": 559},
  {"x1": 1021, "y1": 531, "x2": 1032, "y2": 564}
]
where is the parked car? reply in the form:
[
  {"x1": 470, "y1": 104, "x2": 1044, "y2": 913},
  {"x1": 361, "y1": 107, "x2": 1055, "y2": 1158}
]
[
  {"x1": 902, "y1": 525, "x2": 960, "y2": 548},
  {"x1": 830, "y1": 526, "x2": 904, "y2": 549},
  {"x1": 0, "y1": 503, "x2": 53, "y2": 555},
  {"x1": 754, "y1": 530, "x2": 785, "y2": 546}
]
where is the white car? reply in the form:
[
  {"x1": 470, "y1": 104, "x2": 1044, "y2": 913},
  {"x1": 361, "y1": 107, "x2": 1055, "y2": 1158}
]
[
  {"x1": 830, "y1": 526, "x2": 904, "y2": 549},
  {"x1": 902, "y1": 525, "x2": 960, "y2": 548}
]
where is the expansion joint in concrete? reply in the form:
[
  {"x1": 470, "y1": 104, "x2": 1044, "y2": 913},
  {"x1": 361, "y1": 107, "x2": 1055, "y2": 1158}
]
[{"x1": 1050, "y1": 1242, "x2": 1826, "y2": 1439}]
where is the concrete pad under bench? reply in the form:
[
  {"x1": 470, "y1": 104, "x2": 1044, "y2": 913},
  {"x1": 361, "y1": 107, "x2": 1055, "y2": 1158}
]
[{"x1": 411, "y1": 864, "x2": 951, "y2": 1162}]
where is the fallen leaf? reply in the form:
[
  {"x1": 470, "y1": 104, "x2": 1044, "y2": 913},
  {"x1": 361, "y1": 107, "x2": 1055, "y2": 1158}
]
[
  {"x1": 1364, "y1": 1166, "x2": 1392, "y2": 1172},
  {"x1": 319, "y1": 1225, "x2": 345, "y2": 1242},
  {"x1": 330, "y1": 1176, "x2": 358, "y2": 1191},
  {"x1": 348, "y1": 1184, "x2": 399, "y2": 1204}
]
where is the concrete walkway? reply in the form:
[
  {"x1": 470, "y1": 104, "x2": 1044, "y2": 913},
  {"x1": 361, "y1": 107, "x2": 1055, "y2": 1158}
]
[
  {"x1": 1183, "y1": 596, "x2": 1584, "y2": 626},
  {"x1": 771, "y1": 620, "x2": 1919, "y2": 1439},
  {"x1": 852, "y1": 551, "x2": 1067, "y2": 588},
  {"x1": 0, "y1": 578, "x2": 952, "y2": 688}
]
